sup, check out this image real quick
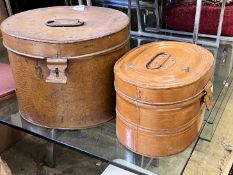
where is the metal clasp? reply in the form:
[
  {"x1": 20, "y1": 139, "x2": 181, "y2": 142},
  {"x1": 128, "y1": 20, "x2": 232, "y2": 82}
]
[
  {"x1": 46, "y1": 58, "x2": 67, "y2": 84},
  {"x1": 203, "y1": 82, "x2": 214, "y2": 110}
]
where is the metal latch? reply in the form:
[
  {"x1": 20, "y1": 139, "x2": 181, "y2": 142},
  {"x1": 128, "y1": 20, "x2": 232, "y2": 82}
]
[
  {"x1": 203, "y1": 82, "x2": 214, "y2": 110},
  {"x1": 46, "y1": 58, "x2": 67, "y2": 84}
]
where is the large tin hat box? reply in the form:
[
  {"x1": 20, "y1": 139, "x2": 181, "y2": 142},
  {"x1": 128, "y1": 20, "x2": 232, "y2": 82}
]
[
  {"x1": 114, "y1": 42, "x2": 214, "y2": 157},
  {"x1": 1, "y1": 6, "x2": 130, "y2": 129}
]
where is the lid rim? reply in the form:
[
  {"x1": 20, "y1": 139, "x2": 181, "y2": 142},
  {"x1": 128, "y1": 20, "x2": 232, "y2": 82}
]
[
  {"x1": 1, "y1": 6, "x2": 130, "y2": 43},
  {"x1": 2, "y1": 23, "x2": 130, "y2": 44},
  {"x1": 3, "y1": 36, "x2": 130, "y2": 59},
  {"x1": 115, "y1": 83, "x2": 206, "y2": 105},
  {"x1": 114, "y1": 41, "x2": 214, "y2": 89},
  {"x1": 114, "y1": 66, "x2": 213, "y2": 89}
]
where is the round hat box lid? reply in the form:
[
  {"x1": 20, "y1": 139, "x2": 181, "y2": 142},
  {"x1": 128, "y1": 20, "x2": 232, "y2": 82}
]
[
  {"x1": 1, "y1": 6, "x2": 129, "y2": 43},
  {"x1": 1, "y1": 6, "x2": 130, "y2": 59}
]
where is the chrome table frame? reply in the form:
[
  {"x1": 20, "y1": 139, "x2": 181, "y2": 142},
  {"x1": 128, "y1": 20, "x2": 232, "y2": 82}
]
[{"x1": 128, "y1": 0, "x2": 229, "y2": 48}]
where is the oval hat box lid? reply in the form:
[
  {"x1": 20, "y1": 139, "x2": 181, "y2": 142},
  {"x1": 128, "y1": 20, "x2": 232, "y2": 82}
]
[{"x1": 114, "y1": 41, "x2": 214, "y2": 104}]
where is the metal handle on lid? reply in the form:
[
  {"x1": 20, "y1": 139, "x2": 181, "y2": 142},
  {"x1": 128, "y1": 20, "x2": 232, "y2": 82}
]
[
  {"x1": 46, "y1": 19, "x2": 84, "y2": 27},
  {"x1": 146, "y1": 52, "x2": 175, "y2": 70}
]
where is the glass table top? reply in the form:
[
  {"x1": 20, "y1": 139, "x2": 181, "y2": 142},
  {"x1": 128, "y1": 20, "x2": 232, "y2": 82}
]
[{"x1": 0, "y1": 37, "x2": 233, "y2": 175}]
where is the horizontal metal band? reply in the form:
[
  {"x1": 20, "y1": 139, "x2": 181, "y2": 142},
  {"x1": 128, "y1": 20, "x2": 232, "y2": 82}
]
[
  {"x1": 114, "y1": 82, "x2": 209, "y2": 106},
  {"x1": 4, "y1": 23, "x2": 130, "y2": 44},
  {"x1": 19, "y1": 110, "x2": 114, "y2": 130},
  {"x1": 3, "y1": 37, "x2": 129, "y2": 60},
  {"x1": 116, "y1": 106, "x2": 204, "y2": 135}
]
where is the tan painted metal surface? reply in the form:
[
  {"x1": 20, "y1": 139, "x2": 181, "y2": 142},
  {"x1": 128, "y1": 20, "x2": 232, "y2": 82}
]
[
  {"x1": 114, "y1": 42, "x2": 214, "y2": 157},
  {"x1": 1, "y1": 6, "x2": 130, "y2": 129}
]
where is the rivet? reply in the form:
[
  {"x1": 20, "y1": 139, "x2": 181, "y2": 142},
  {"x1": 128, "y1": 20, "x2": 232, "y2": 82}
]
[
  {"x1": 126, "y1": 63, "x2": 135, "y2": 69},
  {"x1": 182, "y1": 67, "x2": 190, "y2": 72}
]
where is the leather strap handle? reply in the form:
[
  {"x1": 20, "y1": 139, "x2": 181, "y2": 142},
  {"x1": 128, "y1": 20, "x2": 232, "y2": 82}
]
[{"x1": 46, "y1": 19, "x2": 84, "y2": 27}]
